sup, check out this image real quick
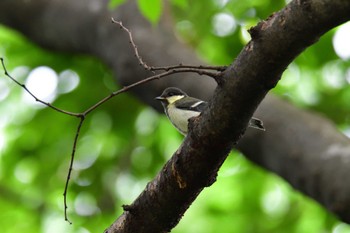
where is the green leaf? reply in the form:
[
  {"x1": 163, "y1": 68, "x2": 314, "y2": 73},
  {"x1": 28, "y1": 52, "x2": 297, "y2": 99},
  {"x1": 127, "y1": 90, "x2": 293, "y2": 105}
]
[
  {"x1": 171, "y1": 0, "x2": 188, "y2": 9},
  {"x1": 108, "y1": 0, "x2": 126, "y2": 9},
  {"x1": 137, "y1": 0, "x2": 162, "y2": 25}
]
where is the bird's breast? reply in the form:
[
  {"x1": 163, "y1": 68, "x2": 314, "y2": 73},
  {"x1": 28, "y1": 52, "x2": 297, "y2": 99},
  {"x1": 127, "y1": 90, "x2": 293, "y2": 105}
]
[{"x1": 166, "y1": 106, "x2": 200, "y2": 135}]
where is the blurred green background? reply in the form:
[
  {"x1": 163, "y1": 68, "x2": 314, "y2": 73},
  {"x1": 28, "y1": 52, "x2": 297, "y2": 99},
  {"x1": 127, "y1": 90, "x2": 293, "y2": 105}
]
[{"x1": 1, "y1": 0, "x2": 350, "y2": 232}]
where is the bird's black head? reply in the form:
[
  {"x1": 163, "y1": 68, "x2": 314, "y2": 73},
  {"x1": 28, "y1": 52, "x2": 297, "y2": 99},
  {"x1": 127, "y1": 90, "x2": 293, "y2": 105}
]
[
  {"x1": 155, "y1": 87, "x2": 188, "y2": 105},
  {"x1": 160, "y1": 87, "x2": 187, "y2": 98}
]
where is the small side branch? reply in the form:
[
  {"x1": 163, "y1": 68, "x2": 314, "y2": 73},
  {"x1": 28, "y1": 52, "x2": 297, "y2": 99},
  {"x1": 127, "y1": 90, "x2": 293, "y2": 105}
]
[
  {"x1": 149, "y1": 64, "x2": 227, "y2": 72},
  {"x1": 0, "y1": 58, "x2": 80, "y2": 117},
  {"x1": 111, "y1": 18, "x2": 226, "y2": 81},
  {"x1": 63, "y1": 116, "x2": 85, "y2": 224},
  {"x1": 111, "y1": 18, "x2": 152, "y2": 71}
]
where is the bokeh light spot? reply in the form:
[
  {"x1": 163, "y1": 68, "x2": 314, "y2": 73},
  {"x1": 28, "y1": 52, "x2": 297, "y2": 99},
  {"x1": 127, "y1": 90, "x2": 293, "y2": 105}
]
[
  {"x1": 14, "y1": 158, "x2": 39, "y2": 184},
  {"x1": 22, "y1": 66, "x2": 58, "y2": 104},
  {"x1": 212, "y1": 12, "x2": 237, "y2": 37},
  {"x1": 322, "y1": 61, "x2": 346, "y2": 89},
  {"x1": 333, "y1": 22, "x2": 350, "y2": 60},
  {"x1": 0, "y1": 79, "x2": 10, "y2": 101},
  {"x1": 261, "y1": 184, "x2": 290, "y2": 217},
  {"x1": 57, "y1": 69, "x2": 80, "y2": 94},
  {"x1": 135, "y1": 108, "x2": 159, "y2": 135},
  {"x1": 74, "y1": 192, "x2": 99, "y2": 216}
]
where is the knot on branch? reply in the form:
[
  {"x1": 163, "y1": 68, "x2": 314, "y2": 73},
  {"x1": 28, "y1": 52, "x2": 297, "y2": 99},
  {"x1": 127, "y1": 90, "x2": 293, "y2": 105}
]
[{"x1": 122, "y1": 204, "x2": 136, "y2": 213}]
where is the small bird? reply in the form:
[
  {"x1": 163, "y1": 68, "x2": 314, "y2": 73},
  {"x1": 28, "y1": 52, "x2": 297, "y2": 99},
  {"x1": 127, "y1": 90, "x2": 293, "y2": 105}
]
[{"x1": 156, "y1": 87, "x2": 265, "y2": 135}]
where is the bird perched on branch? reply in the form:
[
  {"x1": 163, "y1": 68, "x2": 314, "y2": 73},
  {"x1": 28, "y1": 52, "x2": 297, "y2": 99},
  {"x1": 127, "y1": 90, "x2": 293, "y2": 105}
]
[{"x1": 156, "y1": 87, "x2": 265, "y2": 135}]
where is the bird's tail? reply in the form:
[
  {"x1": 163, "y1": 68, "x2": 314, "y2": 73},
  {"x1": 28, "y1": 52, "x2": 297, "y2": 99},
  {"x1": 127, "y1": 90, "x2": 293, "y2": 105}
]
[{"x1": 249, "y1": 117, "x2": 265, "y2": 131}]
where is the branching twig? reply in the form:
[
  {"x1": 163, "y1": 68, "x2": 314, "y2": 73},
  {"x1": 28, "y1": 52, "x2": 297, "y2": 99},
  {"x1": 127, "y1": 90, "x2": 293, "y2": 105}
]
[
  {"x1": 1, "y1": 57, "x2": 219, "y2": 223},
  {"x1": 111, "y1": 18, "x2": 153, "y2": 71},
  {"x1": 1, "y1": 58, "x2": 85, "y2": 223},
  {"x1": 111, "y1": 18, "x2": 227, "y2": 74},
  {"x1": 63, "y1": 116, "x2": 85, "y2": 224}
]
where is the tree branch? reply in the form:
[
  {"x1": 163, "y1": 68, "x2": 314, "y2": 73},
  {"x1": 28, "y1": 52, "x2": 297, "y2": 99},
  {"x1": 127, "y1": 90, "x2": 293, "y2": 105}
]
[{"x1": 105, "y1": 1, "x2": 350, "y2": 231}]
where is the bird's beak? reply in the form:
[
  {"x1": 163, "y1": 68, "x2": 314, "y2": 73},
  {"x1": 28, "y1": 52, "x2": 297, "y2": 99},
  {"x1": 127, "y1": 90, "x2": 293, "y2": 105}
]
[{"x1": 155, "y1": 96, "x2": 166, "y2": 101}]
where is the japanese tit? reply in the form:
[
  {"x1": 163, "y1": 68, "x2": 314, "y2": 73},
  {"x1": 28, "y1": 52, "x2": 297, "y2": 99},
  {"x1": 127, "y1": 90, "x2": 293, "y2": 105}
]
[{"x1": 156, "y1": 87, "x2": 265, "y2": 135}]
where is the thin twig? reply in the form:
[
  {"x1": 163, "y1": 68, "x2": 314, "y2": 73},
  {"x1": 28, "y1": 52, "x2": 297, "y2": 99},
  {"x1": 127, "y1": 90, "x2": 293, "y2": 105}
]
[
  {"x1": 63, "y1": 116, "x2": 85, "y2": 224},
  {"x1": 111, "y1": 18, "x2": 153, "y2": 71},
  {"x1": 149, "y1": 64, "x2": 227, "y2": 72},
  {"x1": 111, "y1": 18, "x2": 227, "y2": 75},
  {"x1": 0, "y1": 58, "x2": 81, "y2": 117},
  {"x1": 83, "y1": 68, "x2": 218, "y2": 115}
]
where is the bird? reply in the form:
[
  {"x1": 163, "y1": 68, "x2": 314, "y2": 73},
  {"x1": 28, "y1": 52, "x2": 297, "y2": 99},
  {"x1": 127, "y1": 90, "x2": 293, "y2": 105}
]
[{"x1": 156, "y1": 87, "x2": 265, "y2": 135}]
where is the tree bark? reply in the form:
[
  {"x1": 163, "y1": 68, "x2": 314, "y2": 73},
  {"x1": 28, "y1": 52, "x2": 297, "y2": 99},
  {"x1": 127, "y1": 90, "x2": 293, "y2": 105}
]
[{"x1": 1, "y1": 0, "x2": 350, "y2": 231}]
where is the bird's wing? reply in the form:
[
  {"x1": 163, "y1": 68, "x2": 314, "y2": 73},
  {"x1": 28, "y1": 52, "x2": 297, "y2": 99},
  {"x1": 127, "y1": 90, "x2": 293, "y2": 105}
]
[{"x1": 175, "y1": 97, "x2": 208, "y2": 112}]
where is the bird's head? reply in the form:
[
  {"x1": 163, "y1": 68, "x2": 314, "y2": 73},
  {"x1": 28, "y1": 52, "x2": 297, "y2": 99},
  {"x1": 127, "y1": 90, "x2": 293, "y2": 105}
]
[{"x1": 155, "y1": 87, "x2": 187, "y2": 106}]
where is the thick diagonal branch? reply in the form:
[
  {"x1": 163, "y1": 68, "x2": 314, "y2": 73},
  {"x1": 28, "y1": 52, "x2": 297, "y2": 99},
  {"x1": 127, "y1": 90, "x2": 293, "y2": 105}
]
[{"x1": 108, "y1": 0, "x2": 350, "y2": 232}]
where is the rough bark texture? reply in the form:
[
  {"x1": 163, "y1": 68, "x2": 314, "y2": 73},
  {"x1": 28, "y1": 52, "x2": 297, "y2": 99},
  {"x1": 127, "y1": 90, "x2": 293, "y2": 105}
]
[{"x1": 1, "y1": 0, "x2": 350, "y2": 232}]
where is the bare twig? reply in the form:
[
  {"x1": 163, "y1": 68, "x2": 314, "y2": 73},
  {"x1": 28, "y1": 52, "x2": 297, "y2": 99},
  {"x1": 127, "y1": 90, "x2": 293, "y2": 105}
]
[
  {"x1": 111, "y1": 18, "x2": 227, "y2": 75},
  {"x1": 63, "y1": 116, "x2": 85, "y2": 224},
  {"x1": 83, "y1": 68, "x2": 218, "y2": 115},
  {"x1": 111, "y1": 18, "x2": 153, "y2": 71},
  {"x1": 0, "y1": 58, "x2": 81, "y2": 117},
  {"x1": 149, "y1": 64, "x2": 227, "y2": 72}
]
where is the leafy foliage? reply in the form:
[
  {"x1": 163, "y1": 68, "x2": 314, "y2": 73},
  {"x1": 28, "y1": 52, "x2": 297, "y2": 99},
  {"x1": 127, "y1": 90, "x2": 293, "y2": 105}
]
[
  {"x1": 137, "y1": 0, "x2": 163, "y2": 25},
  {"x1": 108, "y1": 0, "x2": 126, "y2": 9},
  {"x1": 1, "y1": 1, "x2": 350, "y2": 233}
]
